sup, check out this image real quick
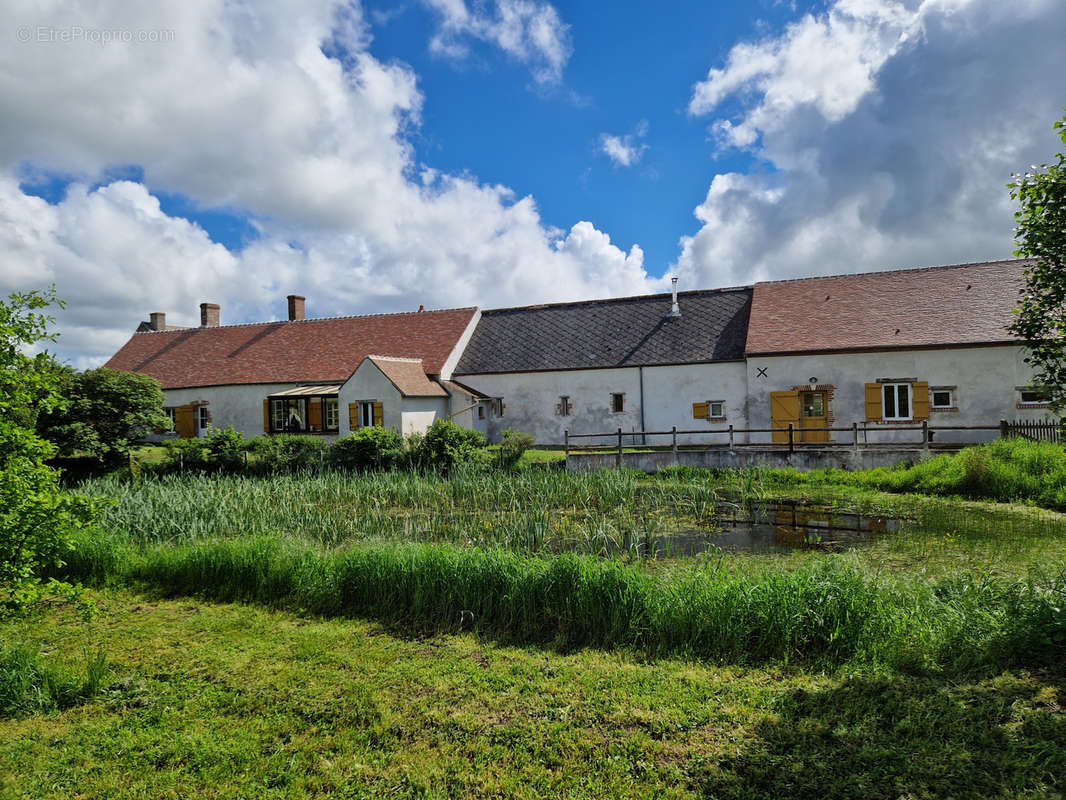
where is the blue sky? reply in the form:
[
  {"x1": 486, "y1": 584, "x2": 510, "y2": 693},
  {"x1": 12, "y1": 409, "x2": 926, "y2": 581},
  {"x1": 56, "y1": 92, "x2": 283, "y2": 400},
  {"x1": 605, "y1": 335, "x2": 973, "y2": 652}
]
[{"x1": 1, "y1": 0, "x2": 1064, "y2": 366}]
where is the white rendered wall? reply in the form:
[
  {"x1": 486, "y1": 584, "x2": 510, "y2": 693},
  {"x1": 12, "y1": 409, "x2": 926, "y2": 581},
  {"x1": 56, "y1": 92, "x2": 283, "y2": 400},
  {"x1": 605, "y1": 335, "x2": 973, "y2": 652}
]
[
  {"x1": 745, "y1": 345, "x2": 1044, "y2": 444},
  {"x1": 338, "y1": 362, "x2": 402, "y2": 435},
  {"x1": 401, "y1": 397, "x2": 448, "y2": 435},
  {"x1": 162, "y1": 383, "x2": 302, "y2": 439}
]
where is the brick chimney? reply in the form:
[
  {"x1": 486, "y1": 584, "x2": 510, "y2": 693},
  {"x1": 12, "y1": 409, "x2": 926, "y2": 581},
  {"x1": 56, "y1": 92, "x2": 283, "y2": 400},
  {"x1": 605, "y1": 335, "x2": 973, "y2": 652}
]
[
  {"x1": 287, "y1": 294, "x2": 305, "y2": 321},
  {"x1": 200, "y1": 302, "x2": 220, "y2": 327},
  {"x1": 149, "y1": 312, "x2": 166, "y2": 331}
]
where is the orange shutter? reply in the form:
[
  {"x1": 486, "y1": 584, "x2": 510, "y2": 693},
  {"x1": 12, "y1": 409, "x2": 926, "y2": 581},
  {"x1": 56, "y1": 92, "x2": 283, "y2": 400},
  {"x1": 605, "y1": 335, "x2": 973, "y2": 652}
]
[
  {"x1": 912, "y1": 381, "x2": 930, "y2": 420},
  {"x1": 348, "y1": 402, "x2": 360, "y2": 430},
  {"x1": 692, "y1": 402, "x2": 709, "y2": 420},
  {"x1": 308, "y1": 397, "x2": 323, "y2": 431},
  {"x1": 864, "y1": 383, "x2": 881, "y2": 421},
  {"x1": 770, "y1": 390, "x2": 800, "y2": 444},
  {"x1": 175, "y1": 404, "x2": 196, "y2": 439},
  {"x1": 263, "y1": 399, "x2": 270, "y2": 433},
  {"x1": 372, "y1": 402, "x2": 383, "y2": 427}
]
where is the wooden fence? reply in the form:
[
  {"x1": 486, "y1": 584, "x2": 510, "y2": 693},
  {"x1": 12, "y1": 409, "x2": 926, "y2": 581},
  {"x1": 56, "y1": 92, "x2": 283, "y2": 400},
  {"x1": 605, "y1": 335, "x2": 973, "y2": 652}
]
[{"x1": 1001, "y1": 418, "x2": 1063, "y2": 443}]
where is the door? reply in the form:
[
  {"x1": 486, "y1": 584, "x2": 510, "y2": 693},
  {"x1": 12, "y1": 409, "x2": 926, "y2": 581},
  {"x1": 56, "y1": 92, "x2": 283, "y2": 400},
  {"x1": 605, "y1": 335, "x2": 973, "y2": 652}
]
[
  {"x1": 799, "y1": 391, "x2": 829, "y2": 443},
  {"x1": 770, "y1": 390, "x2": 799, "y2": 443}
]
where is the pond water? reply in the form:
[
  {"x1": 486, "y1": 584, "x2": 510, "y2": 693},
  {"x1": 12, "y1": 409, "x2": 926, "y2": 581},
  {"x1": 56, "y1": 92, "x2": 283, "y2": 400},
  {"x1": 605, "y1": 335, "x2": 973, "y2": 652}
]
[{"x1": 618, "y1": 500, "x2": 904, "y2": 558}]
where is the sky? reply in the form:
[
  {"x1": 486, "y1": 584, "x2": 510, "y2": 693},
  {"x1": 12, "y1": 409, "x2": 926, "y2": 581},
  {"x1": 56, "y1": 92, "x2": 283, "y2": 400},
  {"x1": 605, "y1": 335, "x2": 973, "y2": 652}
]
[{"x1": 0, "y1": 0, "x2": 1064, "y2": 367}]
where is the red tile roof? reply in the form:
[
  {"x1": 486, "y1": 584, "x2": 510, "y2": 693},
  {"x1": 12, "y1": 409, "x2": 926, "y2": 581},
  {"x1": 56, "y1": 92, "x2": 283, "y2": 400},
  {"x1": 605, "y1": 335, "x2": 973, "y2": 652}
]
[
  {"x1": 105, "y1": 308, "x2": 478, "y2": 389},
  {"x1": 366, "y1": 356, "x2": 448, "y2": 397},
  {"x1": 744, "y1": 259, "x2": 1030, "y2": 355}
]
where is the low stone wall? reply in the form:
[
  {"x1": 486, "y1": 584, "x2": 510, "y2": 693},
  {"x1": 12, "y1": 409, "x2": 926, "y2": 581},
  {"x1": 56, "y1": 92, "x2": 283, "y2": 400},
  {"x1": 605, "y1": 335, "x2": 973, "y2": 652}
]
[{"x1": 566, "y1": 446, "x2": 951, "y2": 473}]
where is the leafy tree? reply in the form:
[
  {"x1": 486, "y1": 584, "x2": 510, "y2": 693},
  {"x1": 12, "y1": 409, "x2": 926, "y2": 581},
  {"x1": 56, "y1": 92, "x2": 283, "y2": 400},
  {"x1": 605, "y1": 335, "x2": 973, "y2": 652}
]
[
  {"x1": 0, "y1": 288, "x2": 98, "y2": 611},
  {"x1": 417, "y1": 419, "x2": 486, "y2": 474},
  {"x1": 1009, "y1": 114, "x2": 1066, "y2": 409},
  {"x1": 38, "y1": 367, "x2": 168, "y2": 465}
]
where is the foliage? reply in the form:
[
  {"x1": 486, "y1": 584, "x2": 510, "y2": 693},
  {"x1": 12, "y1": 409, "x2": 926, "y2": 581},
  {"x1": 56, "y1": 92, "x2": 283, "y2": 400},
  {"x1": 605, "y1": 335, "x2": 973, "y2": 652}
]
[
  {"x1": 330, "y1": 426, "x2": 404, "y2": 471},
  {"x1": 496, "y1": 428, "x2": 535, "y2": 469},
  {"x1": 1008, "y1": 114, "x2": 1066, "y2": 408},
  {"x1": 0, "y1": 288, "x2": 98, "y2": 611},
  {"x1": 415, "y1": 418, "x2": 486, "y2": 473},
  {"x1": 38, "y1": 367, "x2": 168, "y2": 465},
  {"x1": 246, "y1": 434, "x2": 330, "y2": 473},
  {"x1": 204, "y1": 426, "x2": 246, "y2": 472},
  {"x1": 0, "y1": 642, "x2": 109, "y2": 717}
]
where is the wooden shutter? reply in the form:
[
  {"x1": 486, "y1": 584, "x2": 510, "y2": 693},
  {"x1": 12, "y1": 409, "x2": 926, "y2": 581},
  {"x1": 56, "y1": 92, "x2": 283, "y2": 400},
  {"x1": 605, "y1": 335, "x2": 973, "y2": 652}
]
[
  {"x1": 770, "y1": 390, "x2": 800, "y2": 444},
  {"x1": 372, "y1": 402, "x2": 383, "y2": 427},
  {"x1": 308, "y1": 397, "x2": 323, "y2": 431},
  {"x1": 692, "y1": 402, "x2": 709, "y2": 420},
  {"x1": 263, "y1": 399, "x2": 270, "y2": 432},
  {"x1": 864, "y1": 383, "x2": 881, "y2": 421},
  {"x1": 912, "y1": 381, "x2": 930, "y2": 420},
  {"x1": 348, "y1": 402, "x2": 360, "y2": 430},
  {"x1": 175, "y1": 404, "x2": 196, "y2": 439}
]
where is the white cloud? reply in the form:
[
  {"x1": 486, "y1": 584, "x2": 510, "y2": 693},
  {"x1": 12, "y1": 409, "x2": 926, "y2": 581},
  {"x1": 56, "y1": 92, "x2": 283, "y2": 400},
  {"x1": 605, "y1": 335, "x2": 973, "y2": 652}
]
[
  {"x1": 423, "y1": 0, "x2": 571, "y2": 85},
  {"x1": 678, "y1": 0, "x2": 1066, "y2": 287},
  {"x1": 0, "y1": 0, "x2": 647, "y2": 365},
  {"x1": 598, "y1": 121, "x2": 649, "y2": 168}
]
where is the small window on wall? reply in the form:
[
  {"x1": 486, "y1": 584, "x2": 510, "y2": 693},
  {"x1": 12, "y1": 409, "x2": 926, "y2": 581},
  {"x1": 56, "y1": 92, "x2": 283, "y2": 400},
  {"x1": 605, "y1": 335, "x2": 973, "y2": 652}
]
[
  {"x1": 1019, "y1": 387, "x2": 1052, "y2": 406},
  {"x1": 477, "y1": 405, "x2": 485, "y2": 420},
  {"x1": 708, "y1": 401, "x2": 725, "y2": 420},
  {"x1": 882, "y1": 383, "x2": 911, "y2": 420},
  {"x1": 358, "y1": 401, "x2": 375, "y2": 428},
  {"x1": 163, "y1": 407, "x2": 176, "y2": 430},
  {"x1": 324, "y1": 398, "x2": 339, "y2": 431},
  {"x1": 198, "y1": 406, "x2": 210, "y2": 430},
  {"x1": 611, "y1": 393, "x2": 625, "y2": 413},
  {"x1": 556, "y1": 396, "x2": 572, "y2": 416},
  {"x1": 931, "y1": 388, "x2": 954, "y2": 409}
]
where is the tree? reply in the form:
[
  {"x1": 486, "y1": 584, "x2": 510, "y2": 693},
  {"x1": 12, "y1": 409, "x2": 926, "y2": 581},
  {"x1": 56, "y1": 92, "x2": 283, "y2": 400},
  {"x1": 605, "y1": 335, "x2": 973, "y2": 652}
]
[
  {"x1": 1008, "y1": 114, "x2": 1066, "y2": 409},
  {"x1": 0, "y1": 288, "x2": 98, "y2": 610},
  {"x1": 38, "y1": 367, "x2": 168, "y2": 465}
]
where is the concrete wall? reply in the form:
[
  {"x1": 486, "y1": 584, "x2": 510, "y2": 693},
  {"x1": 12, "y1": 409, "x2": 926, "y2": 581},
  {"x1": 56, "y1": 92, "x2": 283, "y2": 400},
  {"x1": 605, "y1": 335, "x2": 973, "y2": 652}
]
[
  {"x1": 745, "y1": 344, "x2": 1045, "y2": 444},
  {"x1": 447, "y1": 391, "x2": 491, "y2": 437},
  {"x1": 163, "y1": 383, "x2": 302, "y2": 439},
  {"x1": 400, "y1": 396, "x2": 448, "y2": 435},
  {"x1": 338, "y1": 362, "x2": 402, "y2": 435},
  {"x1": 569, "y1": 447, "x2": 944, "y2": 473},
  {"x1": 454, "y1": 361, "x2": 750, "y2": 445}
]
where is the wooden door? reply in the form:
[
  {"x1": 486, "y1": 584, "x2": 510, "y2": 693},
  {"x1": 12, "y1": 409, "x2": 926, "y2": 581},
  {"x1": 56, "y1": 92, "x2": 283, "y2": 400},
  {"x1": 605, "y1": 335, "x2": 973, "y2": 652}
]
[
  {"x1": 174, "y1": 404, "x2": 196, "y2": 438},
  {"x1": 799, "y1": 391, "x2": 829, "y2": 443},
  {"x1": 770, "y1": 391, "x2": 799, "y2": 443}
]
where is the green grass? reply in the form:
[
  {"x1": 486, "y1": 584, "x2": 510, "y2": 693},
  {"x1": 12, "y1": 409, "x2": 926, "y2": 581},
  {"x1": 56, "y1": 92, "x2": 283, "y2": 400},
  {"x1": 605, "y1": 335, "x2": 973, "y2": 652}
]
[
  {"x1": 1, "y1": 592, "x2": 1063, "y2": 799},
  {"x1": 0, "y1": 642, "x2": 109, "y2": 717}
]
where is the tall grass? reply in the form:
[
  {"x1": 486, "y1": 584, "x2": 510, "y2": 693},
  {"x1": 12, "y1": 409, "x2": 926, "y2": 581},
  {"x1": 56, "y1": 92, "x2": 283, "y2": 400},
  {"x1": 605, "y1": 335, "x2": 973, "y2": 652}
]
[
  {"x1": 0, "y1": 643, "x2": 109, "y2": 717},
  {"x1": 56, "y1": 534, "x2": 1066, "y2": 672}
]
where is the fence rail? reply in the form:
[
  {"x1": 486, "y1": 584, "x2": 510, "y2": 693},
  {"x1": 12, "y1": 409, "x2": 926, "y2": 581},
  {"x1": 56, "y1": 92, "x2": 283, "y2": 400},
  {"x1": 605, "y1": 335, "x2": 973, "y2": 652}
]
[{"x1": 563, "y1": 420, "x2": 1022, "y2": 465}]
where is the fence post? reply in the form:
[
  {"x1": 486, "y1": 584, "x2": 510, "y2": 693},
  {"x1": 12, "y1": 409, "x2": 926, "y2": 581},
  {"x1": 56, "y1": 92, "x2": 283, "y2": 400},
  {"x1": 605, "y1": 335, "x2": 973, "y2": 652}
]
[
  {"x1": 852, "y1": 421, "x2": 858, "y2": 454},
  {"x1": 787, "y1": 422, "x2": 794, "y2": 454},
  {"x1": 728, "y1": 424, "x2": 735, "y2": 452},
  {"x1": 616, "y1": 427, "x2": 623, "y2": 468},
  {"x1": 671, "y1": 426, "x2": 678, "y2": 463},
  {"x1": 564, "y1": 429, "x2": 569, "y2": 466},
  {"x1": 921, "y1": 420, "x2": 929, "y2": 453},
  {"x1": 999, "y1": 419, "x2": 1009, "y2": 439}
]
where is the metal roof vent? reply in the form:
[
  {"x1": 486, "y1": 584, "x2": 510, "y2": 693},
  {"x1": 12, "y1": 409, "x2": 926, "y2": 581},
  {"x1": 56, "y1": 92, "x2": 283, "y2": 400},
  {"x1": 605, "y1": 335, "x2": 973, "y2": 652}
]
[{"x1": 667, "y1": 277, "x2": 681, "y2": 318}]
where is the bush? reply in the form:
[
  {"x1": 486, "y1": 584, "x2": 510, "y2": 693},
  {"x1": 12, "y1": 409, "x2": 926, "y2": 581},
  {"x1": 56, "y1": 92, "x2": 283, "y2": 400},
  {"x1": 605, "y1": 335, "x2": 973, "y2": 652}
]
[
  {"x1": 160, "y1": 437, "x2": 211, "y2": 472},
  {"x1": 246, "y1": 434, "x2": 330, "y2": 473},
  {"x1": 331, "y1": 427, "x2": 404, "y2": 471},
  {"x1": 497, "y1": 428, "x2": 535, "y2": 469},
  {"x1": 204, "y1": 426, "x2": 246, "y2": 472},
  {"x1": 416, "y1": 419, "x2": 486, "y2": 474}
]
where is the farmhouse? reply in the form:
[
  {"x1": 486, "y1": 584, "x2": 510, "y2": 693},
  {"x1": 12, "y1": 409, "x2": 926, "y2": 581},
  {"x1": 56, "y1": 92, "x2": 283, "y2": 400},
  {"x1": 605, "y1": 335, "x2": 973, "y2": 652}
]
[{"x1": 105, "y1": 258, "x2": 1050, "y2": 445}]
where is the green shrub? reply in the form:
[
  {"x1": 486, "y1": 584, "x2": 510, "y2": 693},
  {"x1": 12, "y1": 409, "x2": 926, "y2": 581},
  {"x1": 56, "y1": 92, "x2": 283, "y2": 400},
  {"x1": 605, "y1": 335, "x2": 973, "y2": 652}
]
[
  {"x1": 331, "y1": 427, "x2": 404, "y2": 471},
  {"x1": 160, "y1": 437, "x2": 211, "y2": 472},
  {"x1": 0, "y1": 642, "x2": 109, "y2": 717},
  {"x1": 204, "y1": 426, "x2": 247, "y2": 472},
  {"x1": 497, "y1": 429, "x2": 535, "y2": 469},
  {"x1": 246, "y1": 434, "x2": 330, "y2": 473},
  {"x1": 416, "y1": 420, "x2": 486, "y2": 474}
]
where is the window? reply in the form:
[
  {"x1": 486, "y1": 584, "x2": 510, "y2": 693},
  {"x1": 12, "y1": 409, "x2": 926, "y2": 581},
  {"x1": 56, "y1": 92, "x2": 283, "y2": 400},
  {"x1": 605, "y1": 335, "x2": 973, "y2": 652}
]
[
  {"x1": 271, "y1": 397, "x2": 307, "y2": 432},
  {"x1": 162, "y1": 407, "x2": 176, "y2": 430},
  {"x1": 495, "y1": 398, "x2": 505, "y2": 417},
  {"x1": 882, "y1": 383, "x2": 911, "y2": 420},
  {"x1": 477, "y1": 404, "x2": 485, "y2": 420},
  {"x1": 198, "y1": 405, "x2": 210, "y2": 430},
  {"x1": 358, "y1": 401, "x2": 375, "y2": 428},
  {"x1": 1019, "y1": 387, "x2": 1051, "y2": 405},
  {"x1": 801, "y1": 392, "x2": 825, "y2": 417},
  {"x1": 708, "y1": 401, "x2": 725, "y2": 419},
  {"x1": 557, "y1": 396, "x2": 571, "y2": 416},
  {"x1": 611, "y1": 393, "x2": 625, "y2": 413},
  {"x1": 324, "y1": 398, "x2": 339, "y2": 431},
  {"x1": 931, "y1": 389, "x2": 954, "y2": 409}
]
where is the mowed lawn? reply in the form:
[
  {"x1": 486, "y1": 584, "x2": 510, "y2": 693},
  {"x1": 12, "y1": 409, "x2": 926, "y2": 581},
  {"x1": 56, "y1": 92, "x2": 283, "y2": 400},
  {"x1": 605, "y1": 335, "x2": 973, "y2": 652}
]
[{"x1": 3, "y1": 591, "x2": 1064, "y2": 800}]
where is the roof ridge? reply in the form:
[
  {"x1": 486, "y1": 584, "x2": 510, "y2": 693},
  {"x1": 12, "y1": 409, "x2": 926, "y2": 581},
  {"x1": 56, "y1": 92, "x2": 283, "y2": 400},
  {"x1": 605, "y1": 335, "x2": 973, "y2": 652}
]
[
  {"x1": 481, "y1": 284, "x2": 753, "y2": 315},
  {"x1": 367, "y1": 355, "x2": 424, "y2": 363},
  {"x1": 131, "y1": 305, "x2": 478, "y2": 334},
  {"x1": 752, "y1": 257, "x2": 1032, "y2": 288}
]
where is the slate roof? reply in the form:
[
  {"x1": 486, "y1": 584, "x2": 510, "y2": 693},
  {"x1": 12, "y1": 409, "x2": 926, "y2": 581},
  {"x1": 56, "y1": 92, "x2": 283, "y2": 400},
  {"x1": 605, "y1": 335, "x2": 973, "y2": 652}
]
[
  {"x1": 366, "y1": 356, "x2": 448, "y2": 397},
  {"x1": 453, "y1": 288, "x2": 752, "y2": 374},
  {"x1": 105, "y1": 308, "x2": 477, "y2": 389},
  {"x1": 744, "y1": 259, "x2": 1030, "y2": 355}
]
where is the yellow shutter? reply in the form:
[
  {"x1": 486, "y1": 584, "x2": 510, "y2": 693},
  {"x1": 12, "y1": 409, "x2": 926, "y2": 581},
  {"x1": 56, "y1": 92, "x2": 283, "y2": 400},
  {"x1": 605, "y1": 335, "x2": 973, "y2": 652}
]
[
  {"x1": 770, "y1": 390, "x2": 800, "y2": 443},
  {"x1": 692, "y1": 402, "x2": 709, "y2": 420},
  {"x1": 263, "y1": 399, "x2": 270, "y2": 433},
  {"x1": 912, "y1": 381, "x2": 930, "y2": 421},
  {"x1": 348, "y1": 402, "x2": 360, "y2": 430},
  {"x1": 175, "y1": 404, "x2": 196, "y2": 439},
  {"x1": 372, "y1": 401, "x2": 383, "y2": 427},
  {"x1": 308, "y1": 397, "x2": 322, "y2": 431},
  {"x1": 864, "y1": 383, "x2": 881, "y2": 421}
]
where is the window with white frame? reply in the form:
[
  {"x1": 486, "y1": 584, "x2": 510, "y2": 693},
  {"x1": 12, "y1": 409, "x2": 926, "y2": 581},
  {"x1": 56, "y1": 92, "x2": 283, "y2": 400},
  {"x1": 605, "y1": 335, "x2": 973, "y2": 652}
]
[
  {"x1": 708, "y1": 401, "x2": 725, "y2": 419},
  {"x1": 198, "y1": 405, "x2": 210, "y2": 430},
  {"x1": 882, "y1": 383, "x2": 911, "y2": 420},
  {"x1": 358, "y1": 401, "x2": 375, "y2": 428},
  {"x1": 1019, "y1": 387, "x2": 1052, "y2": 405},
  {"x1": 324, "y1": 397, "x2": 339, "y2": 430},
  {"x1": 162, "y1": 407, "x2": 176, "y2": 430},
  {"x1": 930, "y1": 388, "x2": 954, "y2": 409}
]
